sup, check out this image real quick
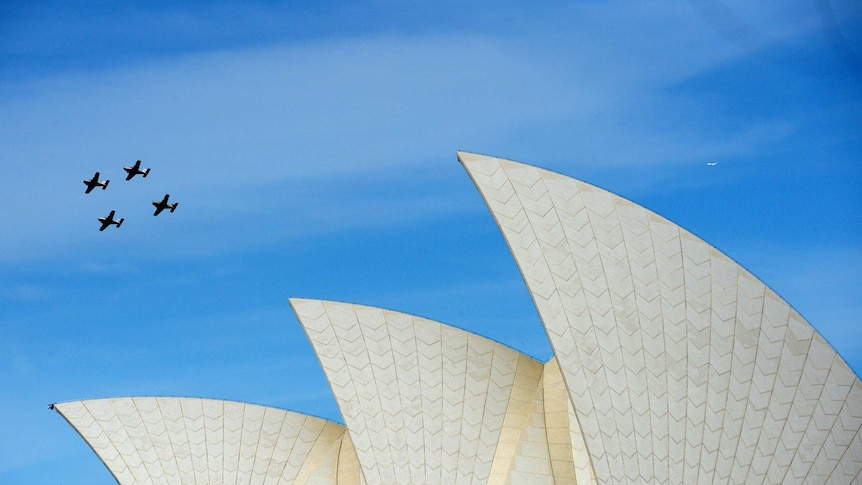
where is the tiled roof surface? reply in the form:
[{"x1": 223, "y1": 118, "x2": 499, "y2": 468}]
[
  {"x1": 460, "y1": 151, "x2": 862, "y2": 484},
  {"x1": 54, "y1": 397, "x2": 356, "y2": 484}
]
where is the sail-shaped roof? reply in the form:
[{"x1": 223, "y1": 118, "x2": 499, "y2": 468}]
[
  {"x1": 459, "y1": 151, "x2": 862, "y2": 484},
  {"x1": 291, "y1": 299, "x2": 566, "y2": 484},
  {"x1": 53, "y1": 397, "x2": 358, "y2": 484}
]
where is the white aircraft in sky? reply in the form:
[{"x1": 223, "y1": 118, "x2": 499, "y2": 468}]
[{"x1": 707, "y1": 162, "x2": 717, "y2": 166}]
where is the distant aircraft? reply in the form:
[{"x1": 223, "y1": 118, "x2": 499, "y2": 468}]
[
  {"x1": 83, "y1": 172, "x2": 110, "y2": 193},
  {"x1": 152, "y1": 194, "x2": 178, "y2": 216},
  {"x1": 98, "y1": 210, "x2": 124, "y2": 231},
  {"x1": 124, "y1": 160, "x2": 151, "y2": 180},
  {"x1": 707, "y1": 162, "x2": 718, "y2": 166}
]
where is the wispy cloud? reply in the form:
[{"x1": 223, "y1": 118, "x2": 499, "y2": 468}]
[
  {"x1": 0, "y1": 1, "x2": 852, "y2": 267},
  {"x1": 2, "y1": 284, "x2": 51, "y2": 302},
  {"x1": 76, "y1": 262, "x2": 141, "y2": 275},
  {"x1": 2, "y1": 32, "x2": 576, "y2": 263}
]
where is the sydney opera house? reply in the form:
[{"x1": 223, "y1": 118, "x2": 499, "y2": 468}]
[{"x1": 54, "y1": 153, "x2": 862, "y2": 483}]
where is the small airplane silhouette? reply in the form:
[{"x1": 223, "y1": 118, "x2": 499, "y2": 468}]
[
  {"x1": 152, "y1": 194, "x2": 178, "y2": 216},
  {"x1": 98, "y1": 210, "x2": 124, "y2": 231},
  {"x1": 124, "y1": 160, "x2": 151, "y2": 180},
  {"x1": 707, "y1": 162, "x2": 717, "y2": 166},
  {"x1": 83, "y1": 172, "x2": 110, "y2": 193}
]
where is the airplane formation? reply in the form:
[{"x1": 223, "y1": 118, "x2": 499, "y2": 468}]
[{"x1": 83, "y1": 160, "x2": 178, "y2": 231}]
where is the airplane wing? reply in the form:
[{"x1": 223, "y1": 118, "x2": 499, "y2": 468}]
[
  {"x1": 153, "y1": 195, "x2": 170, "y2": 216},
  {"x1": 124, "y1": 161, "x2": 143, "y2": 180},
  {"x1": 99, "y1": 211, "x2": 118, "y2": 230},
  {"x1": 84, "y1": 172, "x2": 99, "y2": 193}
]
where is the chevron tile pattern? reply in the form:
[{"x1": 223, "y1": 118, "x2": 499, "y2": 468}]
[
  {"x1": 459, "y1": 151, "x2": 862, "y2": 484},
  {"x1": 291, "y1": 299, "x2": 569, "y2": 485},
  {"x1": 53, "y1": 397, "x2": 356, "y2": 484}
]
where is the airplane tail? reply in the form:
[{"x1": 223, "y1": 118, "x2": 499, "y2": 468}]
[
  {"x1": 170, "y1": 203, "x2": 178, "y2": 213},
  {"x1": 117, "y1": 218, "x2": 124, "y2": 228},
  {"x1": 143, "y1": 168, "x2": 151, "y2": 178},
  {"x1": 103, "y1": 180, "x2": 110, "y2": 189}
]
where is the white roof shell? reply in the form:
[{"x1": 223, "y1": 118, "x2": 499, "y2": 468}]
[
  {"x1": 291, "y1": 299, "x2": 560, "y2": 484},
  {"x1": 54, "y1": 397, "x2": 358, "y2": 484},
  {"x1": 459, "y1": 151, "x2": 862, "y2": 484}
]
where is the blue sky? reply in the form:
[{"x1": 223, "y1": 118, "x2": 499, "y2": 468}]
[{"x1": 1, "y1": 1, "x2": 860, "y2": 483}]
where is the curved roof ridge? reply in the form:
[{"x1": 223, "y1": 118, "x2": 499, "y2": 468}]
[
  {"x1": 54, "y1": 397, "x2": 352, "y2": 484},
  {"x1": 457, "y1": 149, "x2": 851, "y2": 356},
  {"x1": 460, "y1": 151, "x2": 862, "y2": 484},
  {"x1": 51, "y1": 395, "x2": 345, "y2": 425},
  {"x1": 290, "y1": 298, "x2": 548, "y2": 484},
  {"x1": 290, "y1": 296, "x2": 542, "y2": 361}
]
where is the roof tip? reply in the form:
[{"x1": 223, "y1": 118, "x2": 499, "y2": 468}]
[
  {"x1": 455, "y1": 150, "x2": 497, "y2": 171},
  {"x1": 456, "y1": 151, "x2": 493, "y2": 166}
]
